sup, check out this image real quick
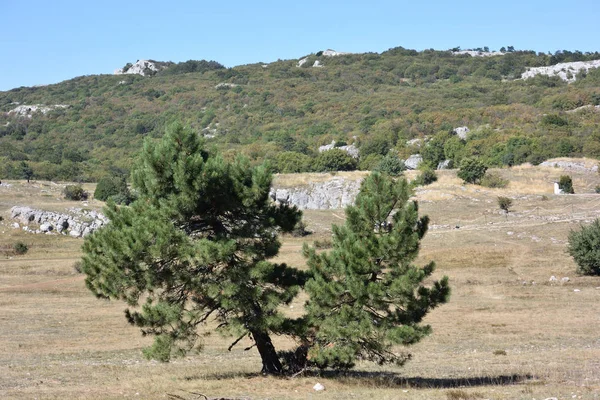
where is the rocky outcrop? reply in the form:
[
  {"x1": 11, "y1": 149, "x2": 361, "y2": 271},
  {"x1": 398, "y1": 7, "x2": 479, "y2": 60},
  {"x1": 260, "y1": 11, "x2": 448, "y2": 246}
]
[
  {"x1": 521, "y1": 60, "x2": 600, "y2": 82},
  {"x1": 322, "y1": 49, "x2": 351, "y2": 57},
  {"x1": 453, "y1": 126, "x2": 470, "y2": 140},
  {"x1": 540, "y1": 160, "x2": 598, "y2": 173},
  {"x1": 114, "y1": 60, "x2": 171, "y2": 76},
  {"x1": 453, "y1": 50, "x2": 505, "y2": 57},
  {"x1": 10, "y1": 206, "x2": 107, "y2": 237},
  {"x1": 318, "y1": 141, "x2": 359, "y2": 158},
  {"x1": 404, "y1": 154, "x2": 423, "y2": 170},
  {"x1": 270, "y1": 178, "x2": 362, "y2": 210},
  {"x1": 437, "y1": 160, "x2": 453, "y2": 170},
  {"x1": 8, "y1": 104, "x2": 70, "y2": 118}
]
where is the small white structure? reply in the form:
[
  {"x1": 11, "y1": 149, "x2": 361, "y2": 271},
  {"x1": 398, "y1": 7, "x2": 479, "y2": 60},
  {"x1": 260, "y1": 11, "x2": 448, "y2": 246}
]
[{"x1": 553, "y1": 182, "x2": 563, "y2": 195}]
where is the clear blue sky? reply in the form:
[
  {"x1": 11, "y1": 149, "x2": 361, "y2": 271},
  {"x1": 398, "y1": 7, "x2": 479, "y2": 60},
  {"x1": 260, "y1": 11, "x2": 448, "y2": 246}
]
[{"x1": 1, "y1": 0, "x2": 599, "y2": 91}]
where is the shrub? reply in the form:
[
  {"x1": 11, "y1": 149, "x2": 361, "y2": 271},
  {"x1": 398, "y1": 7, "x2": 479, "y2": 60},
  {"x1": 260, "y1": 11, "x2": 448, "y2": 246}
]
[
  {"x1": 568, "y1": 219, "x2": 600, "y2": 275},
  {"x1": 457, "y1": 158, "x2": 487, "y2": 184},
  {"x1": 313, "y1": 149, "x2": 357, "y2": 172},
  {"x1": 358, "y1": 153, "x2": 384, "y2": 171},
  {"x1": 13, "y1": 242, "x2": 29, "y2": 255},
  {"x1": 290, "y1": 220, "x2": 311, "y2": 237},
  {"x1": 559, "y1": 175, "x2": 574, "y2": 194},
  {"x1": 63, "y1": 185, "x2": 88, "y2": 201},
  {"x1": 480, "y1": 172, "x2": 509, "y2": 188},
  {"x1": 374, "y1": 154, "x2": 405, "y2": 176},
  {"x1": 413, "y1": 167, "x2": 438, "y2": 186},
  {"x1": 594, "y1": 185, "x2": 600, "y2": 194},
  {"x1": 94, "y1": 176, "x2": 131, "y2": 204},
  {"x1": 497, "y1": 196, "x2": 513, "y2": 213}
]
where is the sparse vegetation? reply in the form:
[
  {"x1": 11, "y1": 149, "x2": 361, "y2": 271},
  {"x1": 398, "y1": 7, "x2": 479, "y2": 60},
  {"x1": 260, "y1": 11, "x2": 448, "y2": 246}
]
[
  {"x1": 480, "y1": 172, "x2": 509, "y2": 188},
  {"x1": 63, "y1": 185, "x2": 88, "y2": 201},
  {"x1": 497, "y1": 196, "x2": 513, "y2": 213},
  {"x1": 413, "y1": 167, "x2": 438, "y2": 186},
  {"x1": 13, "y1": 241, "x2": 29, "y2": 255}
]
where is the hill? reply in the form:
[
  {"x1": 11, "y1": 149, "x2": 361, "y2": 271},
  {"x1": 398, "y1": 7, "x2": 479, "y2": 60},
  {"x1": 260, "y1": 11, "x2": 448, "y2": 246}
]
[{"x1": 1, "y1": 47, "x2": 600, "y2": 181}]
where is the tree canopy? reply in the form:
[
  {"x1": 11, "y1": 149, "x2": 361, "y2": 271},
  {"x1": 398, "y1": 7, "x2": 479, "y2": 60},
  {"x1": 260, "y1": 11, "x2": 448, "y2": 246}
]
[
  {"x1": 82, "y1": 123, "x2": 305, "y2": 374},
  {"x1": 302, "y1": 172, "x2": 450, "y2": 369}
]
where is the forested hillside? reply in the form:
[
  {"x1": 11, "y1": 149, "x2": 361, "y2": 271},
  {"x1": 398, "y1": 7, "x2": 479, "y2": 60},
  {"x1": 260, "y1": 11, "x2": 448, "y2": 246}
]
[{"x1": 1, "y1": 47, "x2": 600, "y2": 181}]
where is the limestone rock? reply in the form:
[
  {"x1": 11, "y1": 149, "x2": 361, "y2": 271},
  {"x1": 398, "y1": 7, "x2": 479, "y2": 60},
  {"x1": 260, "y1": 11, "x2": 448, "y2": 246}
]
[
  {"x1": 114, "y1": 60, "x2": 170, "y2": 76},
  {"x1": 10, "y1": 206, "x2": 106, "y2": 238},
  {"x1": 313, "y1": 383, "x2": 325, "y2": 391},
  {"x1": 437, "y1": 160, "x2": 453, "y2": 170},
  {"x1": 521, "y1": 60, "x2": 600, "y2": 82},
  {"x1": 8, "y1": 104, "x2": 70, "y2": 118},
  {"x1": 318, "y1": 141, "x2": 359, "y2": 158},
  {"x1": 404, "y1": 154, "x2": 423, "y2": 170},
  {"x1": 270, "y1": 177, "x2": 362, "y2": 210},
  {"x1": 453, "y1": 126, "x2": 470, "y2": 140}
]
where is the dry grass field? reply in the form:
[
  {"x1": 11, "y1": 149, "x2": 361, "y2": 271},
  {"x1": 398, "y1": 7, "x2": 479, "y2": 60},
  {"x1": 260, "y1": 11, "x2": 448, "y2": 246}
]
[{"x1": 1, "y1": 162, "x2": 600, "y2": 399}]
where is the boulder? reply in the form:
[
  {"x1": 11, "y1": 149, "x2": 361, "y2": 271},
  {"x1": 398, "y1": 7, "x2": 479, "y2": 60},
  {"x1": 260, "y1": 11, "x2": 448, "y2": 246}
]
[
  {"x1": 437, "y1": 160, "x2": 453, "y2": 170},
  {"x1": 40, "y1": 223, "x2": 53, "y2": 232},
  {"x1": 404, "y1": 154, "x2": 423, "y2": 170},
  {"x1": 453, "y1": 126, "x2": 470, "y2": 140}
]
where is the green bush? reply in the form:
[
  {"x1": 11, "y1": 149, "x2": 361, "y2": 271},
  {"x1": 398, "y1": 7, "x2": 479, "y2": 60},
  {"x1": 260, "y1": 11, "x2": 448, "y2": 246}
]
[
  {"x1": 559, "y1": 175, "x2": 574, "y2": 194},
  {"x1": 13, "y1": 242, "x2": 29, "y2": 255},
  {"x1": 497, "y1": 196, "x2": 513, "y2": 212},
  {"x1": 63, "y1": 185, "x2": 88, "y2": 201},
  {"x1": 457, "y1": 158, "x2": 487, "y2": 184},
  {"x1": 413, "y1": 167, "x2": 437, "y2": 186},
  {"x1": 568, "y1": 219, "x2": 600, "y2": 275},
  {"x1": 480, "y1": 172, "x2": 509, "y2": 188},
  {"x1": 94, "y1": 176, "x2": 130, "y2": 202},
  {"x1": 374, "y1": 154, "x2": 405, "y2": 176},
  {"x1": 595, "y1": 185, "x2": 600, "y2": 194},
  {"x1": 313, "y1": 149, "x2": 357, "y2": 172}
]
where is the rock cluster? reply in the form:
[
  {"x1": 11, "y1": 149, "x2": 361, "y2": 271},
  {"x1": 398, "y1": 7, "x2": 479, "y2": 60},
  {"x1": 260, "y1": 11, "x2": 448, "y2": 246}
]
[
  {"x1": 521, "y1": 60, "x2": 600, "y2": 82},
  {"x1": 452, "y1": 50, "x2": 505, "y2": 57},
  {"x1": 270, "y1": 177, "x2": 362, "y2": 210},
  {"x1": 318, "y1": 141, "x2": 359, "y2": 158},
  {"x1": 540, "y1": 160, "x2": 598, "y2": 173},
  {"x1": 404, "y1": 154, "x2": 423, "y2": 170},
  {"x1": 10, "y1": 206, "x2": 107, "y2": 237},
  {"x1": 9, "y1": 104, "x2": 70, "y2": 118},
  {"x1": 114, "y1": 60, "x2": 168, "y2": 76},
  {"x1": 453, "y1": 126, "x2": 470, "y2": 140}
]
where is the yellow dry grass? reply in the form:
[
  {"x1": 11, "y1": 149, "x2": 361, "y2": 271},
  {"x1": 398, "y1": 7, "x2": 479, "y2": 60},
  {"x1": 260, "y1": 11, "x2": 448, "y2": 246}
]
[{"x1": 1, "y1": 165, "x2": 600, "y2": 399}]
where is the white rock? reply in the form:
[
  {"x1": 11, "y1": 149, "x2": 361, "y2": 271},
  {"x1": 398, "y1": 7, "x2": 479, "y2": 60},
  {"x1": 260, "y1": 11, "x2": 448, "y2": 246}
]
[
  {"x1": 453, "y1": 126, "x2": 470, "y2": 140},
  {"x1": 297, "y1": 58, "x2": 308, "y2": 67},
  {"x1": 8, "y1": 104, "x2": 70, "y2": 118},
  {"x1": 114, "y1": 60, "x2": 167, "y2": 76},
  {"x1": 313, "y1": 60, "x2": 323, "y2": 68},
  {"x1": 574, "y1": 289, "x2": 581, "y2": 292},
  {"x1": 549, "y1": 275, "x2": 558, "y2": 282},
  {"x1": 453, "y1": 50, "x2": 505, "y2": 57},
  {"x1": 322, "y1": 49, "x2": 351, "y2": 57},
  {"x1": 40, "y1": 223, "x2": 53, "y2": 232},
  {"x1": 521, "y1": 60, "x2": 600, "y2": 82},
  {"x1": 561, "y1": 277, "x2": 570, "y2": 283},
  {"x1": 404, "y1": 154, "x2": 423, "y2": 170},
  {"x1": 313, "y1": 383, "x2": 325, "y2": 391},
  {"x1": 12, "y1": 222, "x2": 20, "y2": 229}
]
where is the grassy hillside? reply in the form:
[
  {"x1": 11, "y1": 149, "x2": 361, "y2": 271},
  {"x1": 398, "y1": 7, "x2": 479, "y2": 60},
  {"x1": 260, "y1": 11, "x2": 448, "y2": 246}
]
[{"x1": 1, "y1": 47, "x2": 600, "y2": 181}]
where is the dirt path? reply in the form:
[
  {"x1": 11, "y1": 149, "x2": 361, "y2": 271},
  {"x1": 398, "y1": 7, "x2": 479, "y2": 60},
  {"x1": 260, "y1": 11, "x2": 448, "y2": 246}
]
[{"x1": 0, "y1": 275, "x2": 85, "y2": 292}]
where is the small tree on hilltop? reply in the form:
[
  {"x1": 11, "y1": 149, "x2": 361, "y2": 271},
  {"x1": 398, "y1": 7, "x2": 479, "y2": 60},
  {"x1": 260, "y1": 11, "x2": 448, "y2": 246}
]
[
  {"x1": 81, "y1": 123, "x2": 305, "y2": 374},
  {"x1": 302, "y1": 172, "x2": 450, "y2": 369},
  {"x1": 457, "y1": 158, "x2": 487, "y2": 184},
  {"x1": 568, "y1": 219, "x2": 600, "y2": 275}
]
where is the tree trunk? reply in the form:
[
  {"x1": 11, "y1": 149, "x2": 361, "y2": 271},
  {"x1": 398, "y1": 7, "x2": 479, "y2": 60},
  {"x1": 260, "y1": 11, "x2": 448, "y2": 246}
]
[{"x1": 250, "y1": 328, "x2": 283, "y2": 374}]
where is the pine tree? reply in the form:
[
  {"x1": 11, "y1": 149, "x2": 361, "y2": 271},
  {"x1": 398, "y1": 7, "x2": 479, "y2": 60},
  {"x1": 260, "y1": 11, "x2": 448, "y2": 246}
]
[
  {"x1": 81, "y1": 123, "x2": 305, "y2": 374},
  {"x1": 302, "y1": 172, "x2": 450, "y2": 369}
]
